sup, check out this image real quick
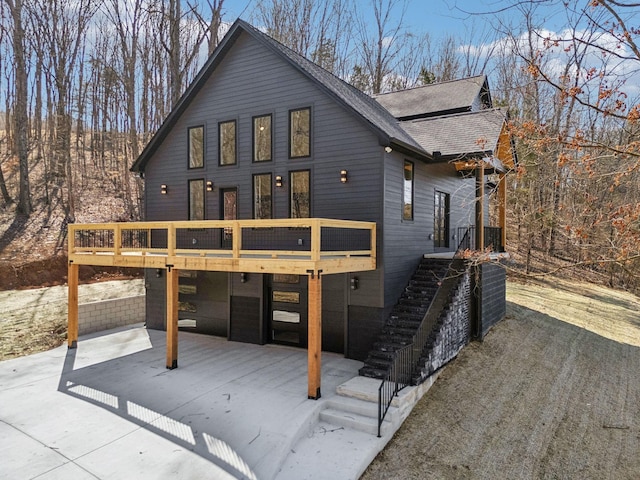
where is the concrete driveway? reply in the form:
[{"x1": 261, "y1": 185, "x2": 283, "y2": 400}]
[{"x1": 0, "y1": 325, "x2": 385, "y2": 479}]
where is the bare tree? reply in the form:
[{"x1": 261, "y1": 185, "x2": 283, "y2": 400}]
[
  {"x1": 354, "y1": 0, "x2": 408, "y2": 94},
  {"x1": 3, "y1": 0, "x2": 30, "y2": 214}
]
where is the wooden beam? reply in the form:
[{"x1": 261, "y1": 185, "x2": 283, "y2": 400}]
[
  {"x1": 499, "y1": 173, "x2": 507, "y2": 249},
  {"x1": 308, "y1": 272, "x2": 322, "y2": 399},
  {"x1": 67, "y1": 262, "x2": 79, "y2": 349},
  {"x1": 166, "y1": 267, "x2": 179, "y2": 369},
  {"x1": 476, "y1": 162, "x2": 485, "y2": 251}
]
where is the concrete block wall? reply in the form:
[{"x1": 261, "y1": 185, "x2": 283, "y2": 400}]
[{"x1": 78, "y1": 295, "x2": 146, "y2": 336}]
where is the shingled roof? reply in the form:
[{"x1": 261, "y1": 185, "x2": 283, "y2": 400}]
[
  {"x1": 132, "y1": 19, "x2": 427, "y2": 172},
  {"x1": 373, "y1": 75, "x2": 491, "y2": 120},
  {"x1": 400, "y1": 108, "x2": 509, "y2": 163}
]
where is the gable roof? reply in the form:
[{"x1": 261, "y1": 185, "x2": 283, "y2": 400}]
[
  {"x1": 399, "y1": 108, "x2": 515, "y2": 171},
  {"x1": 373, "y1": 75, "x2": 491, "y2": 120},
  {"x1": 131, "y1": 19, "x2": 427, "y2": 172}
]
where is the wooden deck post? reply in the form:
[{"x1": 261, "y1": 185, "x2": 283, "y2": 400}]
[
  {"x1": 308, "y1": 271, "x2": 322, "y2": 399},
  {"x1": 166, "y1": 267, "x2": 179, "y2": 369},
  {"x1": 475, "y1": 162, "x2": 485, "y2": 251},
  {"x1": 67, "y1": 262, "x2": 79, "y2": 348},
  {"x1": 498, "y1": 172, "x2": 507, "y2": 250}
]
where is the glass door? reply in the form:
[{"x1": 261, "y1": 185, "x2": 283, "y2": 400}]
[{"x1": 220, "y1": 188, "x2": 237, "y2": 249}]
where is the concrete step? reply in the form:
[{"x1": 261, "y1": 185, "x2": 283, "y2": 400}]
[{"x1": 320, "y1": 407, "x2": 387, "y2": 436}]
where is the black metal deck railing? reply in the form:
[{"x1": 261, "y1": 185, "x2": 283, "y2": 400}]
[{"x1": 456, "y1": 226, "x2": 504, "y2": 252}]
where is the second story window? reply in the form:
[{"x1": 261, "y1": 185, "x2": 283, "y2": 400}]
[
  {"x1": 189, "y1": 179, "x2": 205, "y2": 220},
  {"x1": 290, "y1": 170, "x2": 310, "y2": 218},
  {"x1": 253, "y1": 173, "x2": 272, "y2": 219},
  {"x1": 188, "y1": 126, "x2": 204, "y2": 169},
  {"x1": 289, "y1": 107, "x2": 310, "y2": 158},
  {"x1": 403, "y1": 160, "x2": 414, "y2": 221},
  {"x1": 219, "y1": 120, "x2": 236, "y2": 165},
  {"x1": 253, "y1": 114, "x2": 272, "y2": 162}
]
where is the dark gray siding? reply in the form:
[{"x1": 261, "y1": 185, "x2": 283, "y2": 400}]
[
  {"x1": 143, "y1": 31, "x2": 385, "y2": 228},
  {"x1": 381, "y1": 156, "x2": 477, "y2": 308}
]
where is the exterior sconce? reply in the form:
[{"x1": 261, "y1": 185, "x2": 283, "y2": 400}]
[
  {"x1": 384, "y1": 146, "x2": 392, "y2": 153},
  {"x1": 428, "y1": 233, "x2": 434, "y2": 240},
  {"x1": 240, "y1": 272, "x2": 248, "y2": 283},
  {"x1": 206, "y1": 180, "x2": 213, "y2": 192},
  {"x1": 155, "y1": 268, "x2": 162, "y2": 278},
  {"x1": 160, "y1": 184, "x2": 168, "y2": 195},
  {"x1": 275, "y1": 175, "x2": 283, "y2": 188},
  {"x1": 340, "y1": 170, "x2": 348, "y2": 183},
  {"x1": 350, "y1": 276, "x2": 359, "y2": 290}
]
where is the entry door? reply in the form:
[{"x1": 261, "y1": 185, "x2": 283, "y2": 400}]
[
  {"x1": 220, "y1": 188, "x2": 237, "y2": 249},
  {"x1": 269, "y1": 274, "x2": 308, "y2": 347}
]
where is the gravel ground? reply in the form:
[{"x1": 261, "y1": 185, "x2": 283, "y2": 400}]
[{"x1": 361, "y1": 278, "x2": 640, "y2": 480}]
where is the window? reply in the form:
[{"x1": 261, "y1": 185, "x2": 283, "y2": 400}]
[
  {"x1": 219, "y1": 120, "x2": 236, "y2": 165},
  {"x1": 253, "y1": 114, "x2": 272, "y2": 162},
  {"x1": 290, "y1": 170, "x2": 310, "y2": 218},
  {"x1": 188, "y1": 126, "x2": 204, "y2": 169},
  {"x1": 403, "y1": 160, "x2": 414, "y2": 221},
  {"x1": 253, "y1": 173, "x2": 272, "y2": 219},
  {"x1": 289, "y1": 107, "x2": 310, "y2": 158},
  {"x1": 189, "y1": 179, "x2": 205, "y2": 220},
  {"x1": 434, "y1": 190, "x2": 450, "y2": 248}
]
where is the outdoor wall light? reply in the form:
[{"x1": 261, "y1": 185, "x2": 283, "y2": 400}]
[
  {"x1": 384, "y1": 146, "x2": 393, "y2": 153},
  {"x1": 240, "y1": 272, "x2": 248, "y2": 283},
  {"x1": 350, "y1": 276, "x2": 359, "y2": 290},
  {"x1": 428, "y1": 233, "x2": 434, "y2": 240},
  {"x1": 206, "y1": 180, "x2": 214, "y2": 192},
  {"x1": 275, "y1": 175, "x2": 283, "y2": 188},
  {"x1": 155, "y1": 268, "x2": 163, "y2": 278},
  {"x1": 340, "y1": 170, "x2": 348, "y2": 183},
  {"x1": 160, "y1": 184, "x2": 168, "y2": 195}
]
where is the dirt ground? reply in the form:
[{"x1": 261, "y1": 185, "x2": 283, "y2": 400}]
[
  {"x1": 0, "y1": 279, "x2": 144, "y2": 360},
  {"x1": 362, "y1": 278, "x2": 640, "y2": 480}
]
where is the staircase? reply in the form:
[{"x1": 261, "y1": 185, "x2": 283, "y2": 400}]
[{"x1": 359, "y1": 257, "x2": 451, "y2": 380}]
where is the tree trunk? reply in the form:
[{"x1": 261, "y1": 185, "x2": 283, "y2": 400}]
[{"x1": 7, "y1": 0, "x2": 32, "y2": 215}]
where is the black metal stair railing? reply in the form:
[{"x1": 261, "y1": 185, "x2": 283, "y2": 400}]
[{"x1": 376, "y1": 231, "x2": 472, "y2": 437}]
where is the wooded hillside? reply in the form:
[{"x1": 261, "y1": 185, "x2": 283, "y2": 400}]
[{"x1": 1, "y1": 0, "x2": 638, "y2": 293}]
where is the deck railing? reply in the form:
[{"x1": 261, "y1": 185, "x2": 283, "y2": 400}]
[
  {"x1": 456, "y1": 226, "x2": 504, "y2": 252},
  {"x1": 68, "y1": 218, "x2": 377, "y2": 275}
]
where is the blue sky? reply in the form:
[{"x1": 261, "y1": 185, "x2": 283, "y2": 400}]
[{"x1": 220, "y1": 0, "x2": 566, "y2": 40}]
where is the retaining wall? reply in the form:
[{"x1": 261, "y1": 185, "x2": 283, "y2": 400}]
[{"x1": 78, "y1": 295, "x2": 146, "y2": 336}]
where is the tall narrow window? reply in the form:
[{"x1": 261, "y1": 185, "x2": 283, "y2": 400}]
[
  {"x1": 188, "y1": 126, "x2": 204, "y2": 169},
  {"x1": 189, "y1": 179, "x2": 205, "y2": 220},
  {"x1": 403, "y1": 160, "x2": 414, "y2": 221},
  {"x1": 219, "y1": 120, "x2": 236, "y2": 165},
  {"x1": 253, "y1": 114, "x2": 272, "y2": 162},
  {"x1": 253, "y1": 173, "x2": 272, "y2": 219},
  {"x1": 289, "y1": 107, "x2": 310, "y2": 158},
  {"x1": 290, "y1": 170, "x2": 310, "y2": 218},
  {"x1": 434, "y1": 190, "x2": 450, "y2": 248}
]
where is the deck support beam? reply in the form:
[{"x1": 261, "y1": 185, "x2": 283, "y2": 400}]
[
  {"x1": 67, "y1": 262, "x2": 79, "y2": 348},
  {"x1": 307, "y1": 272, "x2": 322, "y2": 399},
  {"x1": 498, "y1": 172, "x2": 507, "y2": 250},
  {"x1": 166, "y1": 267, "x2": 179, "y2": 369}
]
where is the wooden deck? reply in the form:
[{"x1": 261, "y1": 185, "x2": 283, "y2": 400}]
[
  {"x1": 68, "y1": 218, "x2": 377, "y2": 276},
  {"x1": 67, "y1": 218, "x2": 377, "y2": 400}
]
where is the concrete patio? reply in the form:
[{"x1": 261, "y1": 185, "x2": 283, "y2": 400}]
[{"x1": 0, "y1": 324, "x2": 418, "y2": 479}]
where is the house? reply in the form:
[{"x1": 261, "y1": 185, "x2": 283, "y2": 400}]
[{"x1": 66, "y1": 19, "x2": 516, "y2": 400}]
